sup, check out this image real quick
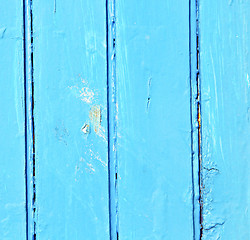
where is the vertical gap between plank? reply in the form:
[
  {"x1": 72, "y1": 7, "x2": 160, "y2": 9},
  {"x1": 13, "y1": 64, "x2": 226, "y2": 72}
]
[
  {"x1": 30, "y1": 1, "x2": 36, "y2": 238},
  {"x1": 195, "y1": 0, "x2": 203, "y2": 238},
  {"x1": 190, "y1": 0, "x2": 202, "y2": 238},
  {"x1": 23, "y1": 0, "x2": 36, "y2": 239},
  {"x1": 106, "y1": 0, "x2": 119, "y2": 239}
]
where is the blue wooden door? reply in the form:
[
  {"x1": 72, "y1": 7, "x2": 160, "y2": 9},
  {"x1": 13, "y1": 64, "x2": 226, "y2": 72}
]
[{"x1": 0, "y1": 0, "x2": 249, "y2": 239}]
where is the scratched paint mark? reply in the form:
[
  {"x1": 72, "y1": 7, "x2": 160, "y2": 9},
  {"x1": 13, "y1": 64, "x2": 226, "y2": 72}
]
[
  {"x1": 55, "y1": 126, "x2": 69, "y2": 145},
  {"x1": 75, "y1": 157, "x2": 95, "y2": 181},
  {"x1": 203, "y1": 167, "x2": 219, "y2": 173},
  {"x1": 54, "y1": 0, "x2": 56, "y2": 13},
  {"x1": 0, "y1": 28, "x2": 6, "y2": 39},
  {"x1": 89, "y1": 105, "x2": 101, "y2": 133},
  {"x1": 68, "y1": 77, "x2": 95, "y2": 104},
  {"x1": 95, "y1": 126, "x2": 107, "y2": 142},
  {"x1": 75, "y1": 165, "x2": 82, "y2": 177},
  {"x1": 146, "y1": 77, "x2": 152, "y2": 112},
  {"x1": 248, "y1": 107, "x2": 250, "y2": 122},
  {"x1": 75, "y1": 149, "x2": 106, "y2": 180},
  {"x1": 247, "y1": 73, "x2": 250, "y2": 88},
  {"x1": 86, "y1": 163, "x2": 95, "y2": 173},
  {"x1": 53, "y1": 30, "x2": 66, "y2": 38},
  {"x1": 116, "y1": 102, "x2": 119, "y2": 120},
  {"x1": 89, "y1": 149, "x2": 107, "y2": 167},
  {"x1": 204, "y1": 221, "x2": 225, "y2": 231},
  {"x1": 80, "y1": 157, "x2": 96, "y2": 174}
]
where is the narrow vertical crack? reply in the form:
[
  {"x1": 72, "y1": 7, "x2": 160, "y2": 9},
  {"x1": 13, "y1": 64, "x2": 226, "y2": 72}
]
[
  {"x1": 195, "y1": 0, "x2": 203, "y2": 238},
  {"x1": 30, "y1": 2, "x2": 37, "y2": 239},
  {"x1": 106, "y1": 0, "x2": 118, "y2": 239},
  {"x1": 23, "y1": 0, "x2": 36, "y2": 239},
  {"x1": 190, "y1": 0, "x2": 202, "y2": 238}
]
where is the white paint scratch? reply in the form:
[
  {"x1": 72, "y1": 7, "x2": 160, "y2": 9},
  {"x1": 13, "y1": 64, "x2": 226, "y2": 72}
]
[
  {"x1": 89, "y1": 149, "x2": 107, "y2": 167},
  {"x1": 68, "y1": 77, "x2": 95, "y2": 104}
]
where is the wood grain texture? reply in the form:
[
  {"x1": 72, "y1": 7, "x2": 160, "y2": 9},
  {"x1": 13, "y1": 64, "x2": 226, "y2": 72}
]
[
  {"x1": 116, "y1": 1, "x2": 194, "y2": 239},
  {"x1": 0, "y1": 1, "x2": 26, "y2": 239},
  {"x1": 32, "y1": 1, "x2": 109, "y2": 238},
  {"x1": 200, "y1": 0, "x2": 250, "y2": 239}
]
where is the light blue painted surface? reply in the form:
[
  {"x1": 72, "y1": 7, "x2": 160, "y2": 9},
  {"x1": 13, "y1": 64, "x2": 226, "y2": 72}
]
[
  {"x1": 0, "y1": 1, "x2": 26, "y2": 239},
  {"x1": 116, "y1": 1, "x2": 194, "y2": 239},
  {"x1": 200, "y1": 0, "x2": 250, "y2": 239},
  {"x1": 32, "y1": 0, "x2": 109, "y2": 239},
  {"x1": 0, "y1": 1, "x2": 249, "y2": 239}
]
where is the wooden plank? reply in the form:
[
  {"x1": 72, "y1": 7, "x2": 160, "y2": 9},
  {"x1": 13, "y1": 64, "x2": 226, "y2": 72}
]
[
  {"x1": 116, "y1": 1, "x2": 194, "y2": 239},
  {"x1": 0, "y1": 1, "x2": 26, "y2": 239},
  {"x1": 200, "y1": 0, "x2": 250, "y2": 239},
  {"x1": 32, "y1": 1, "x2": 110, "y2": 238}
]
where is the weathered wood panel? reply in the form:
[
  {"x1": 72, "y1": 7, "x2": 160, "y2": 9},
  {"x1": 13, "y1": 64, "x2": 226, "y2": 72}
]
[
  {"x1": 116, "y1": 1, "x2": 195, "y2": 239},
  {"x1": 32, "y1": 1, "x2": 109, "y2": 238},
  {"x1": 200, "y1": 0, "x2": 250, "y2": 239},
  {"x1": 0, "y1": 1, "x2": 26, "y2": 239},
  {"x1": 1, "y1": 1, "x2": 250, "y2": 239}
]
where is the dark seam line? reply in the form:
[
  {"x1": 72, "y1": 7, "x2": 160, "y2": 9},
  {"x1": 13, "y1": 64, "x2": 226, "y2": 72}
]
[
  {"x1": 30, "y1": 1, "x2": 36, "y2": 238},
  {"x1": 23, "y1": 0, "x2": 36, "y2": 239},
  {"x1": 23, "y1": 0, "x2": 28, "y2": 239},
  {"x1": 112, "y1": 2, "x2": 118, "y2": 238},
  {"x1": 189, "y1": 0, "x2": 196, "y2": 239},
  {"x1": 195, "y1": 0, "x2": 203, "y2": 238},
  {"x1": 106, "y1": 0, "x2": 112, "y2": 239},
  {"x1": 106, "y1": 1, "x2": 118, "y2": 239}
]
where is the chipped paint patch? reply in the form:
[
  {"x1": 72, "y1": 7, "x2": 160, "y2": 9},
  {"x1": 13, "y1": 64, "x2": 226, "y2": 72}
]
[
  {"x1": 89, "y1": 105, "x2": 101, "y2": 133},
  {"x1": 79, "y1": 87, "x2": 94, "y2": 104},
  {"x1": 70, "y1": 77, "x2": 106, "y2": 139},
  {"x1": 81, "y1": 106, "x2": 106, "y2": 140},
  {"x1": 81, "y1": 123, "x2": 90, "y2": 134}
]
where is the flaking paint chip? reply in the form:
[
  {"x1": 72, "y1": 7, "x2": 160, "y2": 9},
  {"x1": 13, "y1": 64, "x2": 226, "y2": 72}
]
[
  {"x1": 81, "y1": 123, "x2": 90, "y2": 134},
  {"x1": 89, "y1": 105, "x2": 101, "y2": 133}
]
